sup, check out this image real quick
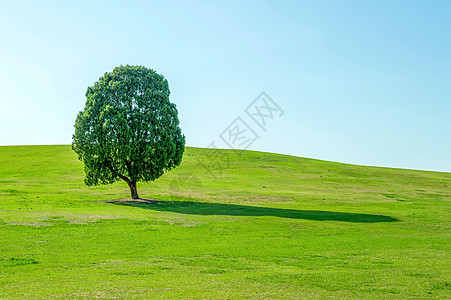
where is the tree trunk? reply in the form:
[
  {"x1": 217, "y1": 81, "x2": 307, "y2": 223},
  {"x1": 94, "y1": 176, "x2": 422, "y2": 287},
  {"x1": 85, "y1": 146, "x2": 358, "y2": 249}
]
[
  {"x1": 118, "y1": 174, "x2": 139, "y2": 199},
  {"x1": 128, "y1": 180, "x2": 139, "y2": 199}
]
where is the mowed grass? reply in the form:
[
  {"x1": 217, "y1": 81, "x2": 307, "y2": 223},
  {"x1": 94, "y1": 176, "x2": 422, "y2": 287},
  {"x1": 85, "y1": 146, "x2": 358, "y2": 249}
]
[{"x1": 0, "y1": 145, "x2": 450, "y2": 299}]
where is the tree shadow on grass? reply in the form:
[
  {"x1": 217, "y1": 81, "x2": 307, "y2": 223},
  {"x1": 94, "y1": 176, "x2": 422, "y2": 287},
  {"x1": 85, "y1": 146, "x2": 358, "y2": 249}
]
[{"x1": 108, "y1": 199, "x2": 398, "y2": 223}]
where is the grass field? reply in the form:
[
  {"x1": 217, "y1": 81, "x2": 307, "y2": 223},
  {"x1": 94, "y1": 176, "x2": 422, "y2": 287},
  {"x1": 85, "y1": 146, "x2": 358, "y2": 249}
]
[{"x1": 0, "y1": 145, "x2": 450, "y2": 299}]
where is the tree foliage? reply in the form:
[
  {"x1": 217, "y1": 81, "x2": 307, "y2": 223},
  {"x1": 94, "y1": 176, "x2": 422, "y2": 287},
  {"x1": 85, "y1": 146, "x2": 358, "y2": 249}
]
[{"x1": 72, "y1": 65, "x2": 185, "y2": 198}]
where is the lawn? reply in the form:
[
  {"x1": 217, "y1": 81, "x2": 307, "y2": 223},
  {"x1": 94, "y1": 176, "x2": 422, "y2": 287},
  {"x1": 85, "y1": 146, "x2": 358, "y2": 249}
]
[{"x1": 0, "y1": 145, "x2": 450, "y2": 299}]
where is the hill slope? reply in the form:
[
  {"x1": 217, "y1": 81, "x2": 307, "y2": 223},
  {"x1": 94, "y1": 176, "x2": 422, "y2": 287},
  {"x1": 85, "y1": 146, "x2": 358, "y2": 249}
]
[{"x1": 0, "y1": 145, "x2": 450, "y2": 299}]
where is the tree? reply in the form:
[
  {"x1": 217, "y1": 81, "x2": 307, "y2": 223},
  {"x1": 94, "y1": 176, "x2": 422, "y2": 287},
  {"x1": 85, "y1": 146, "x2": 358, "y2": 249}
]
[{"x1": 72, "y1": 65, "x2": 185, "y2": 199}]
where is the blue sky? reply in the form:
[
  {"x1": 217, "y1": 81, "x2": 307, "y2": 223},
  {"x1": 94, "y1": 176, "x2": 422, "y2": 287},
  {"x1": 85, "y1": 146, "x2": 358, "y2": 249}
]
[{"x1": 0, "y1": 0, "x2": 450, "y2": 172}]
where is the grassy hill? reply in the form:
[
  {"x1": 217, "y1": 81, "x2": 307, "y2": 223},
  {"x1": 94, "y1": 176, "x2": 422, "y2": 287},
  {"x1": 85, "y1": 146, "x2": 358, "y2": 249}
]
[{"x1": 0, "y1": 145, "x2": 449, "y2": 299}]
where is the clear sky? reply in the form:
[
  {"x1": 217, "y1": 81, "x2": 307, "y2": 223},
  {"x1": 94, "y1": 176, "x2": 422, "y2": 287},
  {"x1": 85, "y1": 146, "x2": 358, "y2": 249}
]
[{"x1": 0, "y1": 0, "x2": 450, "y2": 172}]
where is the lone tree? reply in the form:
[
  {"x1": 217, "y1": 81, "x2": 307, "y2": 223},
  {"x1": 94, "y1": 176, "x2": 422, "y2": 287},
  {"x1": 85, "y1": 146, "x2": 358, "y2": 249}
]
[{"x1": 72, "y1": 65, "x2": 185, "y2": 199}]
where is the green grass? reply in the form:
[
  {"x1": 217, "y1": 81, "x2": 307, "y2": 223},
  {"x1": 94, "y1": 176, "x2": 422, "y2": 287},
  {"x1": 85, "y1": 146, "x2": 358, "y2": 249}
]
[{"x1": 0, "y1": 145, "x2": 450, "y2": 299}]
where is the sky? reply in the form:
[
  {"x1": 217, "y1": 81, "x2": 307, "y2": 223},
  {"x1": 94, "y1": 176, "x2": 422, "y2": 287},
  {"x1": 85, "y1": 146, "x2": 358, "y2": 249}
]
[{"x1": 0, "y1": 0, "x2": 450, "y2": 172}]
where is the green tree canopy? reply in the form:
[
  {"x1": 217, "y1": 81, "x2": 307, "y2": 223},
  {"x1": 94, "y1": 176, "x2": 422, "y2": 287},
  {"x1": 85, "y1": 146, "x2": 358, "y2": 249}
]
[{"x1": 72, "y1": 65, "x2": 185, "y2": 199}]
